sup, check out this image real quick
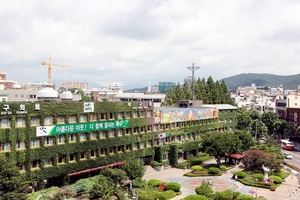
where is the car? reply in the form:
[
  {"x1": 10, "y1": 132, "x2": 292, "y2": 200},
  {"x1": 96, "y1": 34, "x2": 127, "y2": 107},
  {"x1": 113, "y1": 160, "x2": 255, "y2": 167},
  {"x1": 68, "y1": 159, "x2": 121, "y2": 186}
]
[{"x1": 284, "y1": 152, "x2": 293, "y2": 159}]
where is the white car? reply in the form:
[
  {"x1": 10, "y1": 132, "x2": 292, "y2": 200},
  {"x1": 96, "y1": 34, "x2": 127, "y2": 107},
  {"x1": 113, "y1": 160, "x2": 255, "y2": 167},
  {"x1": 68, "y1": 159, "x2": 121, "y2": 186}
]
[{"x1": 284, "y1": 152, "x2": 293, "y2": 159}]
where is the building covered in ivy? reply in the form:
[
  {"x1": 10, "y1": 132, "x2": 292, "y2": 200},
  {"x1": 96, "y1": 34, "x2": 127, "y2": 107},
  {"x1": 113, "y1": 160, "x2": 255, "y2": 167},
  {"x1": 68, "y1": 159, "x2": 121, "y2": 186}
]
[{"x1": 0, "y1": 100, "x2": 236, "y2": 188}]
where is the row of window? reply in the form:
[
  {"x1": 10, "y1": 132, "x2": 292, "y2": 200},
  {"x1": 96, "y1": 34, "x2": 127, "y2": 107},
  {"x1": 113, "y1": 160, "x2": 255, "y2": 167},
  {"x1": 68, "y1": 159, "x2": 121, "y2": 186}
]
[
  {"x1": 0, "y1": 111, "x2": 150, "y2": 128},
  {"x1": 0, "y1": 130, "x2": 206, "y2": 151}
]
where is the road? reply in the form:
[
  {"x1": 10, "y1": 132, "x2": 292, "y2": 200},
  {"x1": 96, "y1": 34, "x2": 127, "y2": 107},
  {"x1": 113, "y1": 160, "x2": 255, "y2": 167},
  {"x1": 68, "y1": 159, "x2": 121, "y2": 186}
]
[{"x1": 283, "y1": 149, "x2": 300, "y2": 169}]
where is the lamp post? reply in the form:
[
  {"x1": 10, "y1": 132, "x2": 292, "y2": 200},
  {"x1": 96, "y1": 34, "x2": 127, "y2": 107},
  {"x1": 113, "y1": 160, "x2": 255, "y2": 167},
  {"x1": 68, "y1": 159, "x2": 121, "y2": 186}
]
[{"x1": 255, "y1": 179, "x2": 258, "y2": 199}]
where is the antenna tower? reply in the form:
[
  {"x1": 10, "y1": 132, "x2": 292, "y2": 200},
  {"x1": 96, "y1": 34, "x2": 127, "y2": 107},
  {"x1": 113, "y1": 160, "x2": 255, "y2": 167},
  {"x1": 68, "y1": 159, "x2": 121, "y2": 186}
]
[{"x1": 186, "y1": 63, "x2": 200, "y2": 100}]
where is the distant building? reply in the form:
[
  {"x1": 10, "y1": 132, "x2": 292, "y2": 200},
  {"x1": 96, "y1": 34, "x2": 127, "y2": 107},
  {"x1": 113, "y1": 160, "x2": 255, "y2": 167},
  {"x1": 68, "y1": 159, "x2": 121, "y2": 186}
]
[
  {"x1": 158, "y1": 82, "x2": 176, "y2": 94},
  {"x1": 0, "y1": 73, "x2": 14, "y2": 90},
  {"x1": 62, "y1": 81, "x2": 88, "y2": 90}
]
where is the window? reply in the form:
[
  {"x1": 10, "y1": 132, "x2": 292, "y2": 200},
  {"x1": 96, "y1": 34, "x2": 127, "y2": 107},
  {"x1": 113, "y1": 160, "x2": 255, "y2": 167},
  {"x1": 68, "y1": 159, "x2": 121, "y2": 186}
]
[
  {"x1": 90, "y1": 114, "x2": 97, "y2": 121},
  {"x1": 16, "y1": 118, "x2": 25, "y2": 127},
  {"x1": 32, "y1": 160, "x2": 39, "y2": 169},
  {"x1": 140, "y1": 142, "x2": 145, "y2": 149},
  {"x1": 80, "y1": 114, "x2": 88, "y2": 122},
  {"x1": 69, "y1": 115, "x2": 77, "y2": 123},
  {"x1": 100, "y1": 113, "x2": 106, "y2": 120},
  {"x1": 101, "y1": 148, "x2": 107, "y2": 156},
  {"x1": 117, "y1": 112, "x2": 123, "y2": 119},
  {"x1": 147, "y1": 140, "x2": 152, "y2": 147},
  {"x1": 45, "y1": 158, "x2": 53, "y2": 166},
  {"x1": 57, "y1": 116, "x2": 65, "y2": 124},
  {"x1": 153, "y1": 125, "x2": 158, "y2": 131},
  {"x1": 116, "y1": 129, "x2": 122, "y2": 136},
  {"x1": 90, "y1": 132, "x2": 97, "y2": 140},
  {"x1": 69, "y1": 134, "x2": 76, "y2": 142},
  {"x1": 108, "y1": 130, "x2": 114, "y2": 137},
  {"x1": 80, "y1": 152, "x2": 86, "y2": 159},
  {"x1": 58, "y1": 155, "x2": 66, "y2": 164},
  {"x1": 80, "y1": 133, "x2": 87, "y2": 141},
  {"x1": 44, "y1": 116, "x2": 53, "y2": 125},
  {"x1": 31, "y1": 117, "x2": 40, "y2": 126},
  {"x1": 109, "y1": 147, "x2": 115, "y2": 154},
  {"x1": 133, "y1": 127, "x2": 139, "y2": 134},
  {"x1": 31, "y1": 138, "x2": 40, "y2": 147},
  {"x1": 45, "y1": 137, "x2": 53, "y2": 145},
  {"x1": 69, "y1": 153, "x2": 76, "y2": 162},
  {"x1": 133, "y1": 111, "x2": 138, "y2": 118},
  {"x1": 16, "y1": 140, "x2": 25, "y2": 149},
  {"x1": 140, "y1": 111, "x2": 145, "y2": 117},
  {"x1": 0, "y1": 118, "x2": 10, "y2": 128},
  {"x1": 99, "y1": 131, "x2": 106, "y2": 139},
  {"x1": 118, "y1": 146, "x2": 124, "y2": 152},
  {"x1": 126, "y1": 144, "x2": 131, "y2": 151},
  {"x1": 90, "y1": 149, "x2": 97, "y2": 158},
  {"x1": 109, "y1": 113, "x2": 114, "y2": 120},
  {"x1": 18, "y1": 164, "x2": 25, "y2": 171},
  {"x1": 0, "y1": 142, "x2": 11, "y2": 151},
  {"x1": 126, "y1": 129, "x2": 131, "y2": 135},
  {"x1": 146, "y1": 111, "x2": 152, "y2": 117},
  {"x1": 147, "y1": 125, "x2": 152, "y2": 132},
  {"x1": 57, "y1": 135, "x2": 65, "y2": 144},
  {"x1": 133, "y1": 143, "x2": 138, "y2": 150},
  {"x1": 125, "y1": 112, "x2": 131, "y2": 118}
]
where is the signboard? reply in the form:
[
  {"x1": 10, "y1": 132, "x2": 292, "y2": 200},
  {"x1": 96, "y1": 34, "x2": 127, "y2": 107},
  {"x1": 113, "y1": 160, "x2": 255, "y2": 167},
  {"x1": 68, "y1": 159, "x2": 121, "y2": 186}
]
[
  {"x1": 154, "y1": 107, "x2": 218, "y2": 124},
  {"x1": 36, "y1": 120, "x2": 129, "y2": 137},
  {"x1": 83, "y1": 102, "x2": 94, "y2": 113}
]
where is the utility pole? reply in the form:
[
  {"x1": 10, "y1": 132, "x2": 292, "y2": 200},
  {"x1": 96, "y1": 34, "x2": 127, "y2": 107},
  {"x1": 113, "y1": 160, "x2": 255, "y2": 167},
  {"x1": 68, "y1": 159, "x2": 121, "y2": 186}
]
[{"x1": 186, "y1": 63, "x2": 200, "y2": 100}]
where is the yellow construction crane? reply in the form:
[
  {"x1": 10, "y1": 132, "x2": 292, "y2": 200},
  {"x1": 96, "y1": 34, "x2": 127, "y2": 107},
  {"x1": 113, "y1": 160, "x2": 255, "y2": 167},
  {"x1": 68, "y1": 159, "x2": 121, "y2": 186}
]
[{"x1": 42, "y1": 57, "x2": 73, "y2": 84}]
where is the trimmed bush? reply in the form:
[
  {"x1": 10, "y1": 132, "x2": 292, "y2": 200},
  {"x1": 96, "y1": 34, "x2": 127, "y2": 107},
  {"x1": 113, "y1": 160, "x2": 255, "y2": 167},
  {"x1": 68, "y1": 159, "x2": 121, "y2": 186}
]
[
  {"x1": 132, "y1": 178, "x2": 148, "y2": 189},
  {"x1": 234, "y1": 171, "x2": 247, "y2": 178},
  {"x1": 153, "y1": 190, "x2": 176, "y2": 200},
  {"x1": 237, "y1": 194, "x2": 255, "y2": 200},
  {"x1": 214, "y1": 190, "x2": 234, "y2": 200},
  {"x1": 185, "y1": 194, "x2": 208, "y2": 200},
  {"x1": 192, "y1": 166, "x2": 203, "y2": 171},
  {"x1": 219, "y1": 165, "x2": 227, "y2": 171},
  {"x1": 148, "y1": 179, "x2": 162, "y2": 187},
  {"x1": 269, "y1": 175, "x2": 283, "y2": 184},
  {"x1": 208, "y1": 167, "x2": 220, "y2": 174},
  {"x1": 198, "y1": 152, "x2": 208, "y2": 157},
  {"x1": 252, "y1": 173, "x2": 264, "y2": 181},
  {"x1": 165, "y1": 182, "x2": 181, "y2": 192},
  {"x1": 195, "y1": 181, "x2": 213, "y2": 196},
  {"x1": 151, "y1": 161, "x2": 164, "y2": 166}
]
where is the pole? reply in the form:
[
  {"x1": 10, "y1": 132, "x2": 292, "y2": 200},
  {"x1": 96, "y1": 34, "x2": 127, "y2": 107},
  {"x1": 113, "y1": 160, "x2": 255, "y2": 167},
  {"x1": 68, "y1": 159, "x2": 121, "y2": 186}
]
[
  {"x1": 186, "y1": 63, "x2": 200, "y2": 100},
  {"x1": 255, "y1": 179, "x2": 258, "y2": 199}
]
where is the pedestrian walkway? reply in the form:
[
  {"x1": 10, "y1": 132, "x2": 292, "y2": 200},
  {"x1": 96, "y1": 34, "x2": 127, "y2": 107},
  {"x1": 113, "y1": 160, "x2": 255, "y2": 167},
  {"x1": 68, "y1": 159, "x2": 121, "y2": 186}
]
[{"x1": 143, "y1": 161, "x2": 300, "y2": 200}]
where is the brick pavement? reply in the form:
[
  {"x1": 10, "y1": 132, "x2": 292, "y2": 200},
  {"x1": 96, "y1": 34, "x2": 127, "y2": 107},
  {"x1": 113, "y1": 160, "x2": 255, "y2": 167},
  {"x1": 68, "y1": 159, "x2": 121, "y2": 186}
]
[{"x1": 143, "y1": 163, "x2": 300, "y2": 200}]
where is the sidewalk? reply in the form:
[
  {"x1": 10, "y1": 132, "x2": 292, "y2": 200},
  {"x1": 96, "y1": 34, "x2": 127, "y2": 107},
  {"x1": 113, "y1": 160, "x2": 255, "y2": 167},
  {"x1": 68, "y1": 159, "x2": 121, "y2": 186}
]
[{"x1": 143, "y1": 161, "x2": 300, "y2": 200}]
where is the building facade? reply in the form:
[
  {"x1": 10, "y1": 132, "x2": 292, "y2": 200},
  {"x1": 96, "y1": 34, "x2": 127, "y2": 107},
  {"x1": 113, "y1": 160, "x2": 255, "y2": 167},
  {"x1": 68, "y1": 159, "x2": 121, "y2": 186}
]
[{"x1": 0, "y1": 101, "x2": 236, "y2": 188}]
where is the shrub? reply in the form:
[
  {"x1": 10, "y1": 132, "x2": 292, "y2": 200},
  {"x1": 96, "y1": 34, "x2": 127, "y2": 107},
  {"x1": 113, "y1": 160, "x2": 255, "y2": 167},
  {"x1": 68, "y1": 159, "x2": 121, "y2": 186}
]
[
  {"x1": 219, "y1": 165, "x2": 227, "y2": 171},
  {"x1": 198, "y1": 152, "x2": 208, "y2": 157},
  {"x1": 234, "y1": 171, "x2": 247, "y2": 178},
  {"x1": 208, "y1": 167, "x2": 220, "y2": 174},
  {"x1": 153, "y1": 190, "x2": 176, "y2": 200},
  {"x1": 132, "y1": 178, "x2": 148, "y2": 189},
  {"x1": 252, "y1": 173, "x2": 264, "y2": 181},
  {"x1": 192, "y1": 166, "x2": 203, "y2": 171},
  {"x1": 185, "y1": 194, "x2": 208, "y2": 200},
  {"x1": 195, "y1": 180, "x2": 213, "y2": 196},
  {"x1": 151, "y1": 161, "x2": 164, "y2": 166},
  {"x1": 237, "y1": 194, "x2": 255, "y2": 200},
  {"x1": 148, "y1": 179, "x2": 162, "y2": 187},
  {"x1": 213, "y1": 190, "x2": 235, "y2": 200},
  {"x1": 269, "y1": 175, "x2": 283, "y2": 184},
  {"x1": 165, "y1": 182, "x2": 181, "y2": 192}
]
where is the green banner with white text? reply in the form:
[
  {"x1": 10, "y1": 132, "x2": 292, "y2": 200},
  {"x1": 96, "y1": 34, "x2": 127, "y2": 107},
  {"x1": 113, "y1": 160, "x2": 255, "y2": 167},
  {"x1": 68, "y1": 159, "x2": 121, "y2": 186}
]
[{"x1": 36, "y1": 120, "x2": 130, "y2": 137}]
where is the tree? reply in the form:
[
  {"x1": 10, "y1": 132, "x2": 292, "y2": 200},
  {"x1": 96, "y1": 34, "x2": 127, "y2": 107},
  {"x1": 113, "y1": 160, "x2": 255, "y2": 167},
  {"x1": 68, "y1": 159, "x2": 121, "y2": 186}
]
[
  {"x1": 274, "y1": 119, "x2": 295, "y2": 138},
  {"x1": 236, "y1": 109, "x2": 252, "y2": 131},
  {"x1": 261, "y1": 111, "x2": 277, "y2": 135},
  {"x1": 201, "y1": 132, "x2": 242, "y2": 164},
  {"x1": 250, "y1": 119, "x2": 268, "y2": 140},
  {"x1": 234, "y1": 130, "x2": 255, "y2": 152},
  {"x1": 121, "y1": 159, "x2": 146, "y2": 180},
  {"x1": 242, "y1": 149, "x2": 267, "y2": 170},
  {"x1": 0, "y1": 157, "x2": 28, "y2": 200},
  {"x1": 90, "y1": 175, "x2": 114, "y2": 200}
]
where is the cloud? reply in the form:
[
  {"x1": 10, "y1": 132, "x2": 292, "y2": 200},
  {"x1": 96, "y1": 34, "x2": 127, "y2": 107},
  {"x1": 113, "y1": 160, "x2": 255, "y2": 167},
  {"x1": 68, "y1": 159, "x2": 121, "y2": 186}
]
[{"x1": 0, "y1": 0, "x2": 300, "y2": 89}]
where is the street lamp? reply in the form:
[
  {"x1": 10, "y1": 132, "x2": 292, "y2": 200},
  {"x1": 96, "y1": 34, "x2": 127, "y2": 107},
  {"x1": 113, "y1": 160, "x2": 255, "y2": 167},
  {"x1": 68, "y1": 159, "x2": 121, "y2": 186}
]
[{"x1": 255, "y1": 179, "x2": 258, "y2": 199}]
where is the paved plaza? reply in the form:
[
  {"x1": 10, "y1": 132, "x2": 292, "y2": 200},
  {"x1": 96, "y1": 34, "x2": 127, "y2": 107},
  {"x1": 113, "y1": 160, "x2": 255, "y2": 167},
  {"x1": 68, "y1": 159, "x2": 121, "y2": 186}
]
[{"x1": 143, "y1": 161, "x2": 300, "y2": 200}]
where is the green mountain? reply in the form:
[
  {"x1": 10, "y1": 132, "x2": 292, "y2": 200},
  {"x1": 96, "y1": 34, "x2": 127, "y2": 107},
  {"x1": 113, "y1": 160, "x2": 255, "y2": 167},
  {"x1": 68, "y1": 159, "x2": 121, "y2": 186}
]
[{"x1": 222, "y1": 73, "x2": 300, "y2": 91}]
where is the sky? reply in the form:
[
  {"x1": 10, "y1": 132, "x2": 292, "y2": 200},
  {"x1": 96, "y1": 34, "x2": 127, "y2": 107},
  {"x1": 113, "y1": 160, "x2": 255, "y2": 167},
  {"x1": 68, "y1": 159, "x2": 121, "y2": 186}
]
[{"x1": 1, "y1": 0, "x2": 300, "y2": 90}]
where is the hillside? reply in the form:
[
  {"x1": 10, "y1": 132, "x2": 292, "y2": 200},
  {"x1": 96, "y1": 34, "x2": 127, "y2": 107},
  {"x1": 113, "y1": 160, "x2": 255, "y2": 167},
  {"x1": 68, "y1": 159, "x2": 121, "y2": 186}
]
[{"x1": 222, "y1": 73, "x2": 300, "y2": 91}]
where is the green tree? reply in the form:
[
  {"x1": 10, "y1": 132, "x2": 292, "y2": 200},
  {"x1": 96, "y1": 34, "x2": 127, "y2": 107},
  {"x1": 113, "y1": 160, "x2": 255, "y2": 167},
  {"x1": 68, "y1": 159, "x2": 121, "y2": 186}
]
[
  {"x1": 235, "y1": 130, "x2": 255, "y2": 152},
  {"x1": 100, "y1": 168, "x2": 128, "y2": 185},
  {"x1": 90, "y1": 175, "x2": 114, "y2": 200},
  {"x1": 274, "y1": 119, "x2": 294, "y2": 138},
  {"x1": 0, "y1": 157, "x2": 28, "y2": 200},
  {"x1": 250, "y1": 119, "x2": 268, "y2": 140},
  {"x1": 261, "y1": 111, "x2": 277, "y2": 135},
  {"x1": 236, "y1": 109, "x2": 252, "y2": 131},
  {"x1": 201, "y1": 132, "x2": 242, "y2": 164},
  {"x1": 121, "y1": 159, "x2": 146, "y2": 180}
]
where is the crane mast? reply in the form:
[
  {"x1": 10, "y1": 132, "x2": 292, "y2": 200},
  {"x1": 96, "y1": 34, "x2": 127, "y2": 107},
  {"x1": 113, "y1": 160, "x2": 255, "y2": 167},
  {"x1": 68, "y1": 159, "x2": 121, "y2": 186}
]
[{"x1": 41, "y1": 57, "x2": 73, "y2": 84}]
